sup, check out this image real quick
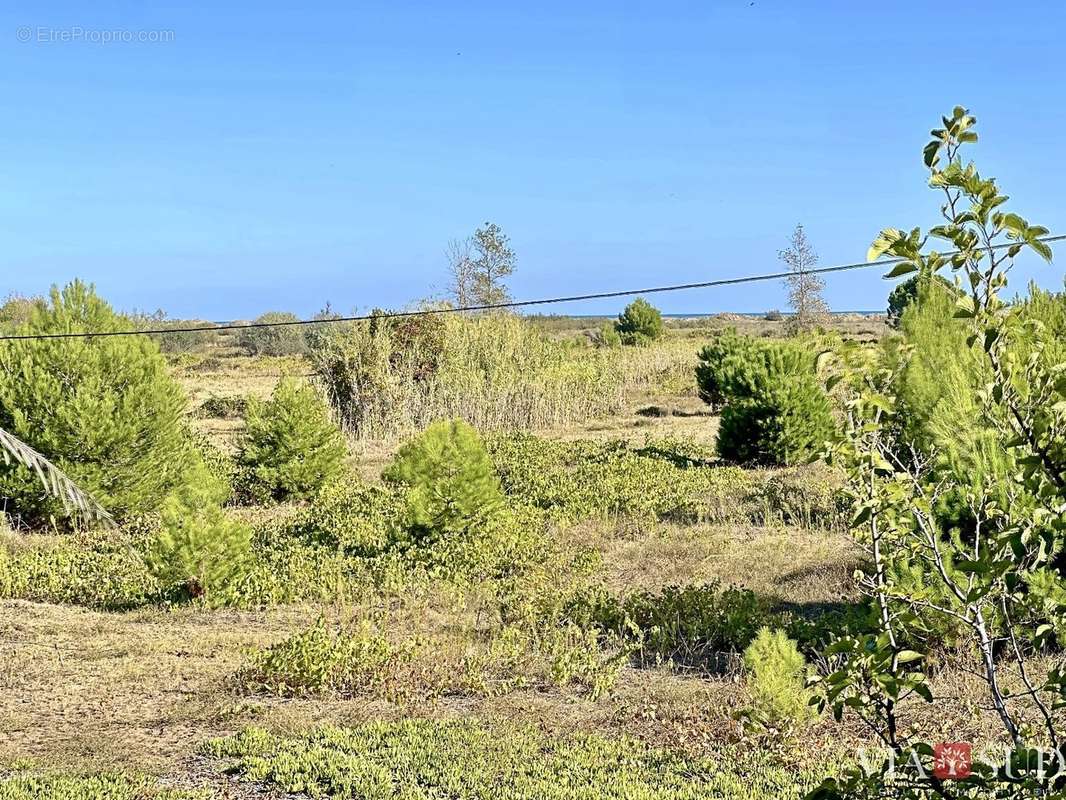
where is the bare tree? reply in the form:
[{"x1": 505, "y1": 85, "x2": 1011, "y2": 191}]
[
  {"x1": 469, "y1": 222, "x2": 515, "y2": 307},
  {"x1": 778, "y1": 223, "x2": 829, "y2": 335},
  {"x1": 445, "y1": 237, "x2": 475, "y2": 308}
]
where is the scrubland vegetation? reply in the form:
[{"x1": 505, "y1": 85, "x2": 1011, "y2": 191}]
[{"x1": 1, "y1": 108, "x2": 1065, "y2": 799}]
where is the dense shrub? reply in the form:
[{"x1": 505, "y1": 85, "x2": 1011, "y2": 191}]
[
  {"x1": 694, "y1": 329, "x2": 760, "y2": 409},
  {"x1": 741, "y1": 627, "x2": 816, "y2": 729},
  {"x1": 131, "y1": 310, "x2": 218, "y2": 354},
  {"x1": 489, "y1": 434, "x2": 741, "y2": 523},
  {"x1": 614, "y1": 297, "x2": 664, "y2": 346},
  {"x1": 489, "y1": 433, "x2": 843, "y2": 528},
  {"x1": 383, "y1": 419, "x2": 504, "y2": 543},
  {"x1": 0, "y1": 281, "x2": 195, "y2": 524},
  {"x1": 237, "y1": 378, "x2": 347, "y2": 502},
  {"x1": 891, "y1": 280, "x2": 1012, "y2": 521},
  {"x1": 885, "y1": 272, "x2": 956, "y2": 326},
  {"x1": 277, "y1": 459, "x2": 542, "y2": 584},
  {"x1": 284, "y1": 477, "x2": 405, "y2": 555},
  {"x1": 696, "y1": 331, "x2": 835, "y2": 465},
  {"x1": 591, "y1": 321, "x2": 622, "y2": 348},
  {"x1": 236, "y1": 311, "x2": 307, "y2": 356},
  {"x1": 145, "y1": 464, "x2": 252, "y2": 604}
]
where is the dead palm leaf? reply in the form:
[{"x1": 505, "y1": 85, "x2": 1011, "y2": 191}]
[{"x1": 0, "y1": 426, "x2": 114, "y2": 526}]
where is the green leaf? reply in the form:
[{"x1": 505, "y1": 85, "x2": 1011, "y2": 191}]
[
  {"x1": 953, "y1": 294, "x2": 976, "y2": 319},
  {"x1": 884, "y1": 261, "x2": 919, "y2": 279},
  {"x1": 923, "y1": 140, "x2": 940, "y2": 168},
  {"x1": 868, "y1": 228, "x2": 905, "y2": 261},
  {"x1": 851, "y1": 506, "x2": 872, "y2": 528},
  {"x1": 1028, "y1": 236, "x2": 1053, "y2": 263}
]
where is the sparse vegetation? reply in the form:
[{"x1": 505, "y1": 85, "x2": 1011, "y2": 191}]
[{"x1": 3, "y1": 108, "x2": 1062, "y2": 800}]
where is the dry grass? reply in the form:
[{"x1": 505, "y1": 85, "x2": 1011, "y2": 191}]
[
  {"x1": 0, "y1": 504, "x2": 861, "y2": 776},
  {"x1": 586, "y1": 521, "x2": 862, "y2": 604}
]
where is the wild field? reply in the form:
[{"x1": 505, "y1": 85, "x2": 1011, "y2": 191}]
[
  {"x1": 0, "y1": 307, "x2": 879, "y2": 796},
  {"x1": 2, "y1": 288, "x2": 1059, "y2": 800},
  {"x1": 2, "y1": 110, "x2": 1065, "y2": 800}
]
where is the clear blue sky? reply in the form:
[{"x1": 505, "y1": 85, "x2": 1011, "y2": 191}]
[{"x1": 2, "y1": 1, "x2": 1063, "y2": 319}]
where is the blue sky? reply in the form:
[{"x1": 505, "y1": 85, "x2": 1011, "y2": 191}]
[{"x1": 2, "y1": 1, "x2": 1064, "y2": 319}]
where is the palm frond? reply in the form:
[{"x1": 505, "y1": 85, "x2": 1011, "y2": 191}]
[{"x1": 0, "y1": 427, "x2": 114, "y2": 527}]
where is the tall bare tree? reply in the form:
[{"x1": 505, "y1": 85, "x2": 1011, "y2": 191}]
[
  {"x1": 445, "y1": 237, "x2": 476, "y2": 308},
  {"x1": 778, "y1": 223, "x2": 829, "y2": 335}
]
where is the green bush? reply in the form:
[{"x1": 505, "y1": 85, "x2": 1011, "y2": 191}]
[
  {"x1": 697, "y1": 332, "x2": 835, "y2": 465},
  {"x1": 145, "y1": 464, "x2": 252, "y2": 604},
  {"x1": 614, "y1": 297, "x2": 664, "y2": 346},
  {"x1": 237, "y1": 378, "x2": 347, "y2": 502},
  {"x1": 383, "y1": 419, "x2": 504, "y2": 543},
  {"x1": 566, "y1": 581, "x2": 775, "y2": 665},
  {"x1": 0, "y1": 281, "x2": 195, "y2": 524},
  {"x1": 741, "y1": 627, "x2": 816, "y2": 730},
  {"x1": 236, "y1": 311, "x2": 307, "y2": 356},
  {"x1": 892, "y1": 280, "x2": 1013, "y2": 521},
  {"x1": 885, "y1": 272, "x2": 956, "y2": 326},
  {"x1": 204, "y1": 720, "x2": 819, "y2": 799},
  {"x1": 235, "y1": 617, "x2": 412, "y2": 698},
  {"x1": 592, "y1": 321, "x2": 622, "y2": 348},
  {"x1": 0, "y1": 527, "x2": 158, "y2": 610},
  {"x1": 694, "y1": 329, "x2": 761, "y2": 409},
  {"x1": 284, "y1": 476, "x2": 404, "y2": 555}
]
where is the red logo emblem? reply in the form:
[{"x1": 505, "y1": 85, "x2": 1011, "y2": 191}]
[{"x1": 933, "y1": 742, "x2": 972, "y2": 780}]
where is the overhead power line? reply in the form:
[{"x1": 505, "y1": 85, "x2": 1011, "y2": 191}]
[{"x1": 1, "y1": 234, "x2": 1062, "y2": 343}]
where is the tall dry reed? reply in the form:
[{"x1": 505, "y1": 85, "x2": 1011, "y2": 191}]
[{"x1": 309, "y1": 313, "x2": 694, "y2": 442}]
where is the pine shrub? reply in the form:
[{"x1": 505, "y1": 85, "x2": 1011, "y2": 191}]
[
  {"x1": 0, "y1": 281, "x2": 195, "y2": 524},
  {"x1": 382, "y1": 419, "x2": 504, "y2": 544},
  {"x1": 694, "y1": 329, "x2": 760, "y2": 410},
  {"x1": 742, "y1": 626, "x2": 815, "y2": 729},
  {"x1": 614, "y1": 297, "x2": 664, "y2": 346},
  {"x1": 146, "y1": 463, "x2": 252, "y2": 604},
  {"x1": 697, "y1": 332, "x2": 835, "y2": 465},
  {"x1": 237, "y1": 378, "x2": 347, "y2": 502}
]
